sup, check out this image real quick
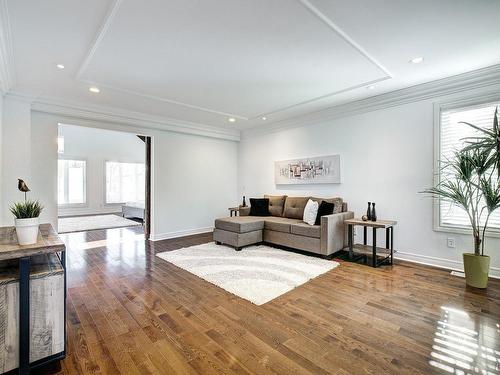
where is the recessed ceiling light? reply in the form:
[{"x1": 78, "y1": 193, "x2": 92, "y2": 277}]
[
  {"x1": 56, "y1": 64, "x2": 65, "y2": 70},
  {"x1": 261, "y1": 117, "x2": 267, "y2": 120},
  {"x1": 366, "y1": 85, "x2": 375, "y2": 90},
  {"x1": 410, "y1": 57, "x2": 424, "y2": 64},
  {"x1": 89, "y1": 87, "x2": 100, "y2": 93},
  {"x1": 228, "y1": 118, "x2": 236, "y2": 122}
]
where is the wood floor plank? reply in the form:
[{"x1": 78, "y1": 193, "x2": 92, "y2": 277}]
[{"x1": 32, "y1": 226, "x2": 500, "y2": 375}]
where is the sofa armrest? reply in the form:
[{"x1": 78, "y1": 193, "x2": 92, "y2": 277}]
[
  {"x1": 320, "y1": 211, "x2": 354, "y2": 256},
  {"x1": 239, "y1": 206, "x2": 251, "y2": 216}
]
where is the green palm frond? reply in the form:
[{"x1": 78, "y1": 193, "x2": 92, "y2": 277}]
[
  {"x1": 481, "y1": 177, "x2": 500, "y2": 214},
  {"x1": 461, "y1": 107, "x2": 500, "y2": 177}
]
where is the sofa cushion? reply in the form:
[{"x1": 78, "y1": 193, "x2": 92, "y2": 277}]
[
  {"x1": 283, "y1": 196, "x2": 310, "y2": 219},
  {"x1": 314, "y1": 201, "x2": 335, "y2": 225},
  {"x1": 303, "y1": 199, "x2": 319, "y2": 225},
  {"x1": 249, "y1": 198, "x2": 270, "y2": 216},
  {"x1": 264, "y1": 217, "x2": 301, "y2": 233},
  {"x1": 311, "y1": 197, "x2": 343, "y2": 214},
  {"x1": 264, "y1": 195, "x2": 287, "y2": 217},
  {"x1": 291, "y1": 223, "x2": 321, "y2": 238},
  {"x1": 215, "y1": 216, "x2": 265, "y2": 233}
]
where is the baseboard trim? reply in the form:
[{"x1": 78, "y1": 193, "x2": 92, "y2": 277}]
[
  {"x1": 150, "y1": 227, "x2": 213, "y2": 241},
  {"x1": 395, "y1": 251, "x2": 500, "y2": 279}
]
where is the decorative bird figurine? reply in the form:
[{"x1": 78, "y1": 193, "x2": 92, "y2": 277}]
[{"x1": 18, "y1": 179, "x2": 30, "y2": 201}]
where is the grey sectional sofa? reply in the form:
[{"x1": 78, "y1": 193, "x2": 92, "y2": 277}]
[{"x1": 213, "y1": 195, "x2": 354, "y2": 257}]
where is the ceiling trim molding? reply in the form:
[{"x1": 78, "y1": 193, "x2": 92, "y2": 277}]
[
  {"x1": 74, "y1": 0, "x2": 246, "y2": 120},
  {"x1": 6, "y1": 91, "x2": 240, "y2": 141},
  {"x1": 75, "y1": 0, "x2": 122, "y2": 80},
  {"x1": 0, "y1": 0, "x2": 15, "y2": 93},
  {"x1": 78, "y1": 78, "x2": 249, "y2": 120},
  {"x1": 242, "y1": 63, "x2": 500, "y2": 139},
  {"x1": 74, "y1": 0, "x2": 392, "y2": 121},
  {"x1": 298, "y1": 0, "x2": 392, "y2": 78}
]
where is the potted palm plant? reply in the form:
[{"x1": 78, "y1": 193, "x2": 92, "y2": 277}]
[
  {"x1": 423, "y1": 108, "x2": 500, "y2": 288},
  {"x1": 9, "y1": 179, "x2": 44, "y2": 245}
]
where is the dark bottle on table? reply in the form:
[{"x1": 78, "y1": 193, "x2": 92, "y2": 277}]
[
  {"x1": 367, "y1": 202, "x2": 372, "y2": 220},
  {"x1": 371, "y1": 203, "x2": 377, "y2": 221},
  {"x1": 242, "y1": 196, "x2": 247, "y2": 207}
]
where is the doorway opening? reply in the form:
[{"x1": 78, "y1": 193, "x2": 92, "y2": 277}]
[{"x1": 56, "y1": 124, "x2": 152, "y2": 239}]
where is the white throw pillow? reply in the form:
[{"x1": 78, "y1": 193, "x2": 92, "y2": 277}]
[{"x1": 303, "y1": 199, "x2": 319, "y2": 225}]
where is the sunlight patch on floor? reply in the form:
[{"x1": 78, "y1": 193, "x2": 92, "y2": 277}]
[
  {"x1": 429, "y1": 306, "x2": 500, "y2": 374},
  {"x1": 71, "y1": 233, "x2": 144, "y2": 250}
]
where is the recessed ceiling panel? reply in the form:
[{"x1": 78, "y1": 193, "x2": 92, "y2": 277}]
[{"x1": 79, "y1": 0, "x2": 387, "y2": 119}]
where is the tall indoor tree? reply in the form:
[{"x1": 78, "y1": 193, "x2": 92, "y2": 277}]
[{"x1": 422, "y1": 107, "x2": 500, "y2": 288}]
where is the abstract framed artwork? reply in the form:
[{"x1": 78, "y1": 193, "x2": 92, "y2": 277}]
[{"x1": 274, "y1": 154, "x2": 341, "y2": 185}]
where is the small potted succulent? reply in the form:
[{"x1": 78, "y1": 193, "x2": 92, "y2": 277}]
[{"x1": 9, "y1": 179, "x2": 43, "y2": 245}]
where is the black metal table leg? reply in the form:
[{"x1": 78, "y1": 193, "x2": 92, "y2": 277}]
[
  {"x1": 19, "y1": 256, "x2": 30, "y2": 375},
  {"x1": 390, "y1": 226, "x2": 394, "y2": 265},
  {"x1": 363, "y1": 226, "x2": 367, "y2": 246},
  {"x1": 348, "y1": 224, "x2": 353, "y2": 258},
  {"x1": 62, "y1": 250, "x2": 67, "y2": 356},
  {"x1": 372, "y1": 228, "x2": 377, "y2": 267}
]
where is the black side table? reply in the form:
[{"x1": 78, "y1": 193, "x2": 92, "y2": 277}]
[{"x1": 344, "y1": 218, "x2": 396, "y2": 267}]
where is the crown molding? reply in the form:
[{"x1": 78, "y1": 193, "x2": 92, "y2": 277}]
[
  {"x1": 242, "y1": 63, "x2": 500, "y2": 139},
  {"x1": 0, "y1": 0, "x2": 15, "y2": 93},
  {"x1": 5, "y1": 91, "x2": 240, "y2": 141}
]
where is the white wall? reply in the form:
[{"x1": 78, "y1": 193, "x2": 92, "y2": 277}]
[
  {"x1": 30, "y1": 112, "x2": 59, "y2": 227},
  {"x1": 239, "y1": 84, "x2": 500, "y2": 277},
  {"x1": 1, "y1": 100, "x2": 238, "y2": 238},
  {"x1": 1, "y1": 97, "x2": 33, "y2": 226},
  {"x1": 58, "y1": 124, "x2": 145, "y2": 217}
]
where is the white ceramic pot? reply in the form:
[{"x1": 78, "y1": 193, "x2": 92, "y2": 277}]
[{"x1": 15, "y1": 217, "x2": 40, "y2": 245}]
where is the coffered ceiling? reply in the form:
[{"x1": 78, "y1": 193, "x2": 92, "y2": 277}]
[{"x1": 3, "y1": 0, "x2": 500, "y2": 131}]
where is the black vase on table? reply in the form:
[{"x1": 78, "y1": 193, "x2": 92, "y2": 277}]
[
  {"x1": 366, "y1": 202, "x2": 372, "y2": 221},
  {"x1": 242, "y1": 196, "x2": 247, "y2": 207},
  {"x1": 371, "y1": 203, "x2": 377, "y2": 221}
]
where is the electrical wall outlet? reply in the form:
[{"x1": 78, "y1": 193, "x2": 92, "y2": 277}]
[{"x1": 447, "y1": 238, "x2": 456, "y2": 248}]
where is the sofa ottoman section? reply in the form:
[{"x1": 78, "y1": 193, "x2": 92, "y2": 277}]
[
  {"x1": 214, "y1": 216, "x2": 266, "y2": 251},
  {"x1": 213, "y1": 228, "x2": 262, "y2": 251},
  {"x1": 214, "y1": 216, "x2": 264, "y2": 233}
]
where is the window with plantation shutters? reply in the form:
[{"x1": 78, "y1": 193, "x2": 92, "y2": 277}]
[{"x1": 439, "y1": 102, "x2": 500, "y2": 231}]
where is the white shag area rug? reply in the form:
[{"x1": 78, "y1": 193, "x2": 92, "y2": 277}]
[
  {"x1": 58, "y1": 214, "x2": 141, "y2": 234},
  {"x1": 156, "y1": 242, "x2": 339, "y2": 305}
]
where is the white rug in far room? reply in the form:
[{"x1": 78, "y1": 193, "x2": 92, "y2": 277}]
[
  {"x1": 58, "y1": 214, "x2": 142, "y2": 234},
  {"x1": 156, "y1": 242, "x2": 339, "y2": 305}
]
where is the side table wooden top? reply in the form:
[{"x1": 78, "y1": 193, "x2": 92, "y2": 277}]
[
  {"x1": 344, "y1": 218, "x2": 397, "y2": 229},
  {"x1": 0, "y1": 223, "x2": 65, "y2": 261}
]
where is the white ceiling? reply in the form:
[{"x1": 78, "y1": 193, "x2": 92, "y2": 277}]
[{"x1": 5, "y1": 0, "x2": 500, "y2": 130}]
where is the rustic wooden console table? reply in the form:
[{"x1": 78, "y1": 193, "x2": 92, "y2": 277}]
[{"x1": 0, "y1": 224, "x2": 66, "y2": 374}]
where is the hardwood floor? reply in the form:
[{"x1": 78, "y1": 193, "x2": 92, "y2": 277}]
[{"x1": 38, "y1": 226, "x2": 500, "y2": 374}]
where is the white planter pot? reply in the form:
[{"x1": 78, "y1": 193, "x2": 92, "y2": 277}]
[{"x1": 15, "y1": 217, "x2": 40, "y2": 245}]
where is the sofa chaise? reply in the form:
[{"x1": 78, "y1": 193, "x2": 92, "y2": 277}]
[{"x1": 213, "y1": 195, "x2": 354, "y2": 257}]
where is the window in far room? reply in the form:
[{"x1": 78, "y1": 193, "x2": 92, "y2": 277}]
[
  {"x1": 58, "y1": 159, "x2": 86, "y2": 205},
  {"x1": 105, "y1": 161, "x2": 145, "y2": 204},
  {"x1": 438, "y1": 101, "x2": 500, "y2": 231}
]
